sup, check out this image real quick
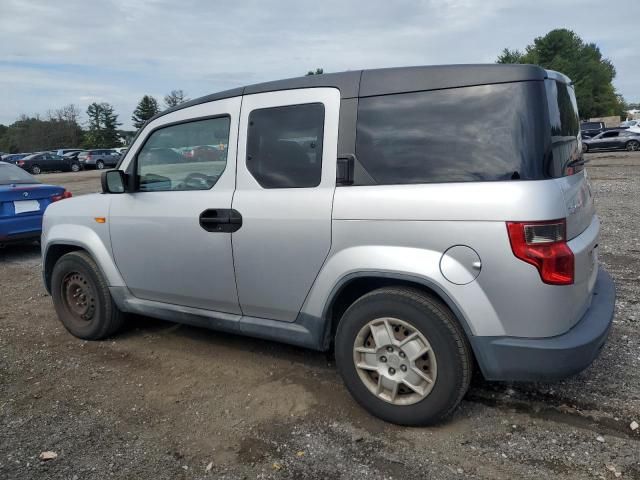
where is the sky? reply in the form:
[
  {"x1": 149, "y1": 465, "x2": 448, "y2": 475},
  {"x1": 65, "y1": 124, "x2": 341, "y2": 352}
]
[{"x1": 1, "y1": 0, "x2": 638, "y2": 129}]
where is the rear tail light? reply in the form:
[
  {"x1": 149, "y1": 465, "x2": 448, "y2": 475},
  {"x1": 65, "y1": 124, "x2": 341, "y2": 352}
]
[
  {"x1": 18, "y1": 160, "x2": 25, "y2": 166},
  {"x1": 51, "y1": 191, "x2": 73, "y2": 202},
  {"x1": 506, "y1": 219, "x2": 574, "y2": 285}
]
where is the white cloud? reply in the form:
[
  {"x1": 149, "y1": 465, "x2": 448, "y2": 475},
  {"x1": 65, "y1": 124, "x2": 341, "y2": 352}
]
[{"x1": 0, "y1": 0, "x2": 638, "y2": 129}]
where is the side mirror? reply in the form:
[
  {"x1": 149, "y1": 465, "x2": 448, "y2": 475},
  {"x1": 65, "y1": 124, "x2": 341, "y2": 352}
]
[
  {"x1": 101, "y1": 170, "x2": 126, "y2": 194},
  {"x1": 336, "y1": 154, "x2": 355, "y2": 186}
]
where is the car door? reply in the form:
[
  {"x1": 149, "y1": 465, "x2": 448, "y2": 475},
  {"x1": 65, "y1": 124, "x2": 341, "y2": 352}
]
[
  {"x1": 599, "y1": 131, "x2": 619, "y2": 149},
  {"x1": 108, "y1": 97, "x2": 242, "y2": 313},
  {"x1": 232, "y1": 88, "x2": 340, "y2": 322}
]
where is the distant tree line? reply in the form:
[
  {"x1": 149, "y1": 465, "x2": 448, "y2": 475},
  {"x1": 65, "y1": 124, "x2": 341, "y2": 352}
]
[{"x1": 0, "y1": 89, "x2": 189, "y2": 154}]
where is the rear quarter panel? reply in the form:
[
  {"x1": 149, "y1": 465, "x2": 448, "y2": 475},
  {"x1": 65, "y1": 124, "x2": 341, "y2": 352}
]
[{"x1": 303, "y1": 180, "x2": 597, "y2": 338}]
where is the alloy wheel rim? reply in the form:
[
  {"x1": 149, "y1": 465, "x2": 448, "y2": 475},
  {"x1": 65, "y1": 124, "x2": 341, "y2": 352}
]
[
  {"x1": 62, "y1": 272, "x2": 96, "y2": 322},
  {"x1": 629, "y1": 142, "x2": 639, "y2": 151},
  {"x1": 353, "y1": 317, "x2": 437, "y2": 405}
]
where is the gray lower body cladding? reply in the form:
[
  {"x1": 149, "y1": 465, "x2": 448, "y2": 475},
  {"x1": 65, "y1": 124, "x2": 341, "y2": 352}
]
[
  {"x1": 470, "y1": 268, "x2": 615, "y2": 381},
  {"x1": 110, "y1": 268, "x2": 614, "y2": 383}
]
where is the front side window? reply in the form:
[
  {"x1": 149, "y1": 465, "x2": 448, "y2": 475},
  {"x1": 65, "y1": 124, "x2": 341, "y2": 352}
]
[
  {"x1": 246, "y1": 103, "x2": 324, "y2": 188},
  {"x1": 137, "y1": 116, "x2": 230, "y2": 192}
]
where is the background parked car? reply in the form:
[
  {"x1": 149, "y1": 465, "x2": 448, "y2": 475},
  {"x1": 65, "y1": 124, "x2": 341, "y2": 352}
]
[
  {"x1": 52, "y1": 148, "x2": 83, "y2": 157},
  {"x1": 16, "y1": 152, "x2": 81, "y2": 174},
  {"x1": 62, "y1": 151, "x2": 83, "y2": 162},
  {"x1": 0, "y1": 161, "x2": 71, "y2": 245},
  {"x1": 580, "y1": 121, "x2": 605, "y2": 138},
  {"x1": 620, "y1": 119, "x2": 640, "y2": 128},
  {"x1": 78, "y1": 149, "x2": 120, "y2": 170},
  {"x1": 582, "y1": 129, "x2": 640, "y2": 152},
  {"x1": 1, "y1": 153, "x2": 31, "y2": 165}
]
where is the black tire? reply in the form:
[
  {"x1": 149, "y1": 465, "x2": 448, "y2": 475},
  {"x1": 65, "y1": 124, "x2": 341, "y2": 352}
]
[
  {"x1": 51, "y1": 251, "x2": 125, "y2": 340},
  {"x1": 30, "y1": 164, "x2": 41, "y2": 175},
  {"x1": 582, "y1": 143, "x2": 589, "y2": 153},
  {"x1": 626, "y1": 140, "x2": 639, "y2": 152},
  {"x1": 335, "y1": 287, "x2": 472, "y2": 425},
  {"x1": 96, "y1": 160, "x2": 105, "y2": 170},
  {"x1": 70, "y1": 162, "x2": 81, "y2": 172}
]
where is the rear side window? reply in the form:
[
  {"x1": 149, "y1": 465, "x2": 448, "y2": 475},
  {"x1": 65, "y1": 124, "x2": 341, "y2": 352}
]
[
  {"x1": 246, "y1": 103, "x2": 324, "y2": 188},
  {"x1": 545, "y1": 79, "x2": 581, "y2": 177},
  {"x1": 355, "y1": 82, "x2": 549, "y2": 184}
]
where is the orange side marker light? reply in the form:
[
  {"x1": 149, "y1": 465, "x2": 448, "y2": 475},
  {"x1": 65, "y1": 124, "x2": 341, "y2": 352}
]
[{"x1": 95, "y1": 217, "x2": 106, "y2": 224}]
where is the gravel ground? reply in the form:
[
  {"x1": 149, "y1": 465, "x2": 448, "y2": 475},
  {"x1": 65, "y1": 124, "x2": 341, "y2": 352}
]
[{"x1": 1, "y1": 153, "x2": 639, "y2": 479}]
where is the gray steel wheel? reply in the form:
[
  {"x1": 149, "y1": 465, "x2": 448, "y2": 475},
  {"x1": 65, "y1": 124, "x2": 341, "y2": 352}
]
[
  {"x1": 31, "y1": 164, "x2": 41, "y2": 175},
  {"x1": 353, "y1": 317, "x2": 437, "y2": 405},
  {"x1": 70, "y1": 162, "x2": 80, "y2": 172},
  {"x1": 96, "y1": 160, "x2": 105, "y2": 170},
  {"x1": 627, "y1": 140, "x2": 640, "y2": 152}
]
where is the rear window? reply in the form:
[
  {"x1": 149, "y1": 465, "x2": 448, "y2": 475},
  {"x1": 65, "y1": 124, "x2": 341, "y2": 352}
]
[
  {"x1": 355, "y1": 82, "x2": 550, "y2": 184},
  {"x1": 0, "y1": 163, "x2": 38, "y2": 184},
  {"x1": 545, "y1": 79, "x2": 581, "y2": 177},
  {"x1": 580, "y1": 122, "x2": 602, "y2": 130}
]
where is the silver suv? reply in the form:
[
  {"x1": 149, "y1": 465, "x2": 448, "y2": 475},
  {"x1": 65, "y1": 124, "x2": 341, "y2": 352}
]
[{"x1": 42, "y1": 65, "x2": 615, "y2": 425}]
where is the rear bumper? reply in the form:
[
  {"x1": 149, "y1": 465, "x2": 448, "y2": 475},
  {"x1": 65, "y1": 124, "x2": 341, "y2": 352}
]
[
  {"x1": 471, "y1": 267, "x2": 615, "y2": 381},
  {"x1": 0, "y1": 215, "x2": 43, "y2": 243}
]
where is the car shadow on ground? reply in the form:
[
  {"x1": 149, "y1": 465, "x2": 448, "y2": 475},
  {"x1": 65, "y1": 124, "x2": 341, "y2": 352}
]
[{"x1": 0, "y1": 241, "x2": 41, "y2": 263}]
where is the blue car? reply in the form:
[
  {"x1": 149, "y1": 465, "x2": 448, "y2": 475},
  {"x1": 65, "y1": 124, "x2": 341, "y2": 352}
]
[{"x1": 0, "y1": 161, "x2": 72, "y2": 245}]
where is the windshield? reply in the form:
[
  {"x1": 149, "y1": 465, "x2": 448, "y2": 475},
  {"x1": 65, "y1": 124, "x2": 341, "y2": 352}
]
[{"x1": 0, "y1": 163, "x2": 39, "y2": 184}]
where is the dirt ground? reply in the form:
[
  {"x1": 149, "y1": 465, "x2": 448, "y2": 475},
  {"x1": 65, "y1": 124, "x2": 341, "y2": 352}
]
[{"x1": 1, "y1": 154, "x2": 639, "y2": 479}]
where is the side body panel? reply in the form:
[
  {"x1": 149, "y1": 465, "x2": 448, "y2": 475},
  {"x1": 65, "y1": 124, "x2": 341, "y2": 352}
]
[
  {"x1": 232, "y1": 88, "x2": 341, "y2": 322},
  {"x1": 301, "y1": 175, "x2": 598, "y2": 339},
  {"x1": 109, "y1": 97, "x2": 242, "y2": 313}
]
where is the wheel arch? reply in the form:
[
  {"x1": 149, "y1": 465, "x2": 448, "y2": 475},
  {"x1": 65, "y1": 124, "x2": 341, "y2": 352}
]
[{"x1": 319, "y1": 272, "x2": 475, "y2": 352}]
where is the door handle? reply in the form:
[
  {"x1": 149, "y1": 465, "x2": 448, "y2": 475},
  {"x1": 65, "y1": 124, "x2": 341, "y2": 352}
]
[{"x1": 199, "y1": 209, "x2": 242, "y2": 233}]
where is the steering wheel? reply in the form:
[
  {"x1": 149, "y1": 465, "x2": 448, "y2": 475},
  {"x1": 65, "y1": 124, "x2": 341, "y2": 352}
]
[{"x1": 178, "y1": 172, "x2": 211, "y2": 190}]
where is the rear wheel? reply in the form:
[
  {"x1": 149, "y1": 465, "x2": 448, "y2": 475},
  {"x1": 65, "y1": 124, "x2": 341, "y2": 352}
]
[
  {"x1": 96, "y1": 160, "x2": 105, "y2": 170},
  {"x1": 582, "y1": 143, "x2": 589, "y2": 153},
  {"x1": 626, "y1": 140, "x2": 640, "y2": 152},
  {"x1": 51, "y1": 251, "x2": 125, "y2": 340},
  {"x1": 335, "y1": 287, "x2": 472, "y2": 425},
  {"x1": 70, "y1": 162, "x2": 81, "y2": 172},
  {"x1": 30, "y1": 164, "x2": 41, "y2": 175}
]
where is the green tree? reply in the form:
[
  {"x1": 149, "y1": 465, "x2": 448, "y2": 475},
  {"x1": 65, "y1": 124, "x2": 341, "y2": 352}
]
[
  {"x1": 132, "y1": 95, "x2": 160, "y2": 129},
  {"x1": 306, "y1": 68, "x2": 324, "y2": 76},
  {"x1": 84, "y1": 102, "x2": 121, "y2": 148},
  {"x1": 0, "y1": 105, "x2": 85, "y2": 153},
  {"x1": 164, "y1": 89, "x2": 189, "y2": 109},
  {"x1": 497, "y1": 29, "x2": 624, "y2": 119}
]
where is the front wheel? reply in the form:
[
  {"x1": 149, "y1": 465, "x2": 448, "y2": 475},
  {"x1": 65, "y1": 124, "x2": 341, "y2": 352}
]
[
  {"x1": 626, "y1": 140, "x2": 640, "y2": 152},
  {"x1": 335, "y1": 287, "x2": 472, "y2": 425},
  {"x1": 51, "y1": 251, "x2": 125, "y2": 340},
  {"x1": 582, "y1": 144, "x2": 589, "y2": 153},
  {"x1": 96, "y1": 160, "x2": 105, "y2": 170}
]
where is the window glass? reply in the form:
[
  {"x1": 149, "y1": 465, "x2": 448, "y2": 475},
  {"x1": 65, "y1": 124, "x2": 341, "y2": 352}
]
[
  {"x1": 246, "y1": 103, "x2": 324, "y2": 188},
  {"x1": 137, "y1": 116, "x2": 230, "y2": 192},
  {"x1": 355, "y1": 82, "x2": 549, "y2": 184},
  {"x1": 0, "y1": 163, "x2": 39, "y2": 185}
]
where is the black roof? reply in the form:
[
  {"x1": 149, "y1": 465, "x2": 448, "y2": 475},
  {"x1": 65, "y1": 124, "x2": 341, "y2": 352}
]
[{"x1": 151, "y1": 64, "x2": 550, "y2": 123}]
